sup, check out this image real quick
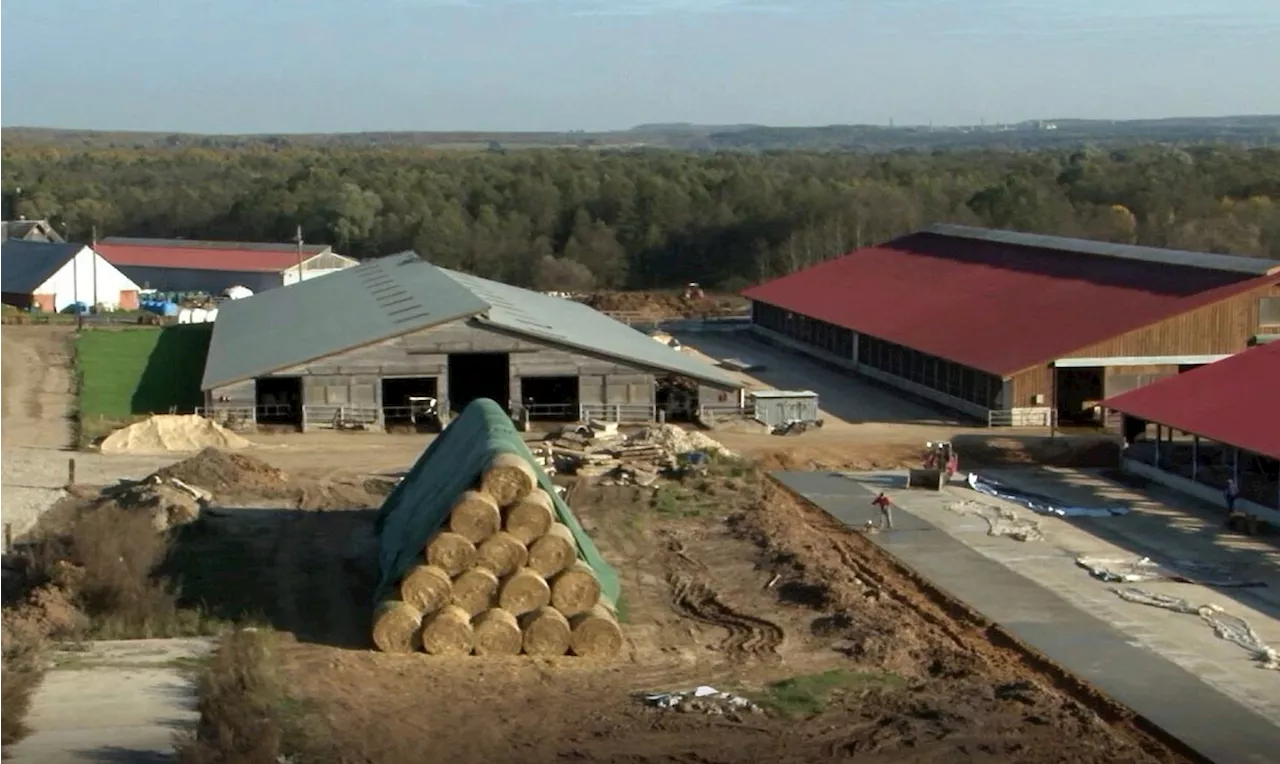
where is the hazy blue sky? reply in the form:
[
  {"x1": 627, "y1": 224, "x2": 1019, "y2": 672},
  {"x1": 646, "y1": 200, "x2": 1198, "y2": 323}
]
[{"x1": 2, "y1": 0, "x2": 1278, "y2": 132}]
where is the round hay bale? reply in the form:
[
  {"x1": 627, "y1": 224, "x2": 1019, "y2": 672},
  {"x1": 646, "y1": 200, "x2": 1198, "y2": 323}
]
[
  {"x1": 472, "y1": 608, "x2": 522, "y2": 656},
  {"x1": 504, "y1": 488, "x2": 554, "y2": 544},
  {"x1": 425, "y1": 531, "x2": 477, "y2": 576},
  {"x1": 421, "y1": 605, "x2": 474, "y2": 656},
  {"x1": 569, "y1": 603, "x2": 623, "y2": 660},
  {"x1": 527, "y1": 523, "x2": 577, "y2": 578},
  {"x1": 371, "y1": 599, "x2": 423, "y2": 654},
  {"x1": 481, "y1": 453, "x2": 537, "y2": 506},
  {"x1": 475, "y1": 531, "x2": 529, "y2": 577},
  {"x1": 399, "y1": 564, "x2": 453, "y2": 615},
  {"x1": 449, "y1": 491, "x2": 501, "y2": 544},
  {"x1": 520, "y1": 606, "x2": 571, "y2": 657},
  {"x1": 550, "y1": 560, "x2": 602, "y2": 617},
  {"x1": 497, "y1": 567, "x2": 551, "y2": 616},
  {"x1": 451, "y1": 567, "x2": 500, "y2": 616}
]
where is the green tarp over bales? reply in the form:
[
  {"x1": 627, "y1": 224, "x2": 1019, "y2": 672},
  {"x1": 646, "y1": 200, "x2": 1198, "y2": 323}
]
[{"x1": 374, "y1": 397, "x2": 620, "y2": 609}]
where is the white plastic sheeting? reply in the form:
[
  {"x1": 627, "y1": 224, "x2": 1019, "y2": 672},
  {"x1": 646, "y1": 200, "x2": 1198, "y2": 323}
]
[
  {"x1": 223, "y1": 285, "x2": 254, "y2": 300},
  {"x1": 945, "y1": 500, "x2": 1044, "y2": 542},
  {"x1": 177, "y1": 307, "x2": 218, "y2": 324},
  {"x1": 1077, "y1": 556, "x2": 1267, "y2": 588},
  {"x1": 967, "y1": 473, "x2": 1129, "y2": 518},
  {"x1": 1111, "y1": 587, "x2": 1280, "y2": 670}
]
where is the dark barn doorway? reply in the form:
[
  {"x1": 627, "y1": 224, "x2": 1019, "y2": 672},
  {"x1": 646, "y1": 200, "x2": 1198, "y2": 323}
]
[
  {"x1": 520, "y1": 376, "x2": 580, "y2": 421},
  {"x1": 255, "y1": 376, "x2": 302, "y2": 428},
  {"x1": 382, "y1": 376, "x2": 440, "y2": 432},
  {"x1": 1055, "y1": 367, "x2": 1104, "y2": 425},
  {"x1": 448, "y1": 353, "x2": 510, "y2": 413},
  {"x1": 656, "y1": 375, "x2": 698, "y2": 422}
]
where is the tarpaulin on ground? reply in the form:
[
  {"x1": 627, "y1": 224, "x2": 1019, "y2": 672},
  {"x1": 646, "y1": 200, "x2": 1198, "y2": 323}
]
[
  {"x1": 966, "y1": 473, "x2": 1129, "y2": 518},
  {"x1": 1076, "y1": 556, "x2": 1267, "y2": 588},
  {"x1": 373, "y1": 397, "x2": 620, "y2": 608}
]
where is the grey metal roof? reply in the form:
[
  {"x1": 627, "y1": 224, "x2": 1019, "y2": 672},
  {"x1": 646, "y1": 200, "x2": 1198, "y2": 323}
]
[
  {"x1": 439, "y1": 267, "x2": 742, "y2": 388},
  {"x1": 202, "y1": 252, "x2": 742, "y2": 390},
  {"x1": 2, "y1": 220, "x2": 64, "y2": 243},
  {"x1": 101, "y1": 236, "x2": 331, "y2": 255},
  {"x1": 201, "y1": 252, "x2": 489, "y2": 389},
  {"x1": 1, "y1": 240, "x2": 85, "y2": 293},
  {"x1": 926, "y1": 224, "x2": 1280, "y2": 276}
]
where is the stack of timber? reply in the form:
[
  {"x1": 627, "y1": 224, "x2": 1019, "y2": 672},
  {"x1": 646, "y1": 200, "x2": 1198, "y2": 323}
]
[
  {"x1": 543, "y1": 422, "x2": 729, "y2": 486},
  {"x1": 371, "y1": 398, "x2": 622, "y2": 660}
]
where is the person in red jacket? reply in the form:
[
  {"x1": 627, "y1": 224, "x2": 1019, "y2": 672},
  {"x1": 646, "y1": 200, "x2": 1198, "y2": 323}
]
[{"x1": 872, "y1": 492, "x2": 894, "y2": 530}]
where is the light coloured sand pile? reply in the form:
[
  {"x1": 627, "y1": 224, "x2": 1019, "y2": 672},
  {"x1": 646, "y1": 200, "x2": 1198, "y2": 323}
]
[{"x1": 101, "y1": 415, "x2": 252, "y2": 455}]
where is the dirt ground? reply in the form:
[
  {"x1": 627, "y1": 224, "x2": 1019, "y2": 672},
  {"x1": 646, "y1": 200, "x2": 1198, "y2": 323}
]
[
  {"x1": 28, "y1": 449, "x2": 1180, "y2": 764},
  {"x1": 582, "y1": 290, "x2": 748, "y2": 319}
]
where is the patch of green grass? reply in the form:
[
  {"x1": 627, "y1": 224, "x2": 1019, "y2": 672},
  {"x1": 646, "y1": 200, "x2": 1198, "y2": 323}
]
[
  {"x1": 651, "y1": 485, "x2": 716, "y2": 518},
  {"x1": 755, "y1": 670, "x2": 907, "y2": 717},
  {"x1": 75, "y1": 325, "x2": 212, "y2": 444}
]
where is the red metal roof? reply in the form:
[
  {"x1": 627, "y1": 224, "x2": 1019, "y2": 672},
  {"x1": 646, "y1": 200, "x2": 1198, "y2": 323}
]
[
  {"x1": 741, "y1": 231, "x2": 1279, "y2": 376},
  {"x1": 96, "y1": 241, "x2": 328, "y2": 273},
  {"x1": 1103, "y1": 342, "x2": 1280, "y2": 459}
]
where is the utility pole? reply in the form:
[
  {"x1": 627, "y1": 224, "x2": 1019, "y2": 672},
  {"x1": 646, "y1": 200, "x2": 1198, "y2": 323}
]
[
  {"x1": 91, "y1": 225, "x2": 99, "y2": 312},
  {"x1": 65, "y1": 222, "x2": 82, "y2": 331},
  {"x1": 293, "y1": 225, "x2": 304, "y2": 286}
]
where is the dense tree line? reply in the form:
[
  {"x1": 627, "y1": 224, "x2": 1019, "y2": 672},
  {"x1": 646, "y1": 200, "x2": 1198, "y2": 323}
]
[{"x1": 4, "y1": 143, "x2": 1280, "y2": 291}]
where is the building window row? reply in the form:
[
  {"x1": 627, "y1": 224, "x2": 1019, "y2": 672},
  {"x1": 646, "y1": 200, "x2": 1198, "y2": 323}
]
[
  {"x1": 856, "y1": 335, "x2": 1001, "y2": 408},
  {"x1": 752, "y1": 302, "x2": 854, "y2": 358}
]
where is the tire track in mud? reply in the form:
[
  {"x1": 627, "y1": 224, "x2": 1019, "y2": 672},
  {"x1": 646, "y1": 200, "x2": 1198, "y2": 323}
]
[{"x1": 666, "y1": 570, "x2": 785, "y2": 660}]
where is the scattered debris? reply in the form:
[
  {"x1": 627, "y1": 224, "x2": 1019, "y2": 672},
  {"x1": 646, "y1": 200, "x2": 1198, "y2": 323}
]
[
  {"x1": 641, "y1": 685, "x2": 764, "y2": 715},
  {"x1": 100, "y1": 415, "x2": 251, "y2": 455},
  {"x1": 101, "y1": 475, "x2": 205, "y2": 532},
  {"x1": 1077, "y1": 557, "x2": 1266, "y2": 588},
  {"x1": 543, "y1": 423, "x2": 732, "y2": 486},
  {"x1": 945, "y1": 500, "x2": 1043, "y2": 542},
  {"x1": 1111, "y1": 587, "x2": 1280, "y2": 670}
]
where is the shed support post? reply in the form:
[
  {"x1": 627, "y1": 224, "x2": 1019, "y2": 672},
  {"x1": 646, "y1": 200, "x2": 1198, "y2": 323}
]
[
  {"x1": 1153, "y1": 424, "x2": 1161, "y2": 468},
  {"x1": 1191, "y1": 435, "x2": 1198, "y2": 483},
  {"x1": 1232, "y1": 447, "x2": 1239, "y2": 485}
]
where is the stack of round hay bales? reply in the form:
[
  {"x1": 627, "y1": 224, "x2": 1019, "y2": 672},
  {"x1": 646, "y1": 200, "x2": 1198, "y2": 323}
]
[{"x1": 371, "y1": 451, "x2": 622, "y2": 660}]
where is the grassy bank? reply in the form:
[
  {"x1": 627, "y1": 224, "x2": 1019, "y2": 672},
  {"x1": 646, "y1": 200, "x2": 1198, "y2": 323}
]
[{"x1": 75, "y1": 325, "x2": 212, "y2": 445}]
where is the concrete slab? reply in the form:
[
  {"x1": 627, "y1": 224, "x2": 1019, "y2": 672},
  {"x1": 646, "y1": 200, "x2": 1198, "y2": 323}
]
[
  {"x1": 774, "y1": 470, "x2": 1280, "y2": 764},
  {"x1": 7, "y1": 638, "x2": 214, "y2": 764}
]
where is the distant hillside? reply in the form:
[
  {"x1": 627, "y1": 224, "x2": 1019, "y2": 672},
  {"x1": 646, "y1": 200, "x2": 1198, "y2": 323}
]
[{"x1": 4, "y1": 115, "x2": 1278, "y2": 152}]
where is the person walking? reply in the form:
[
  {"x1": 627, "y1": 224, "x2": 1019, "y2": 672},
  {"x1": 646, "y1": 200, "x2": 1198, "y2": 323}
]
[{"x1": 872, "y1": 492, "x2": 895, "y2": 531}]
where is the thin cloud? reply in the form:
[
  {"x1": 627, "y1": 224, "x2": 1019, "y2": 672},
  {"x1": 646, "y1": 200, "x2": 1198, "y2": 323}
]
[{"x1": 398, "y1": 0, "x2": 798, "y2": 15}]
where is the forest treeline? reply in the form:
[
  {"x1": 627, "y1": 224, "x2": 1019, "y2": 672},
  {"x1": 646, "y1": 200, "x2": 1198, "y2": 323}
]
[{"x1": 3, "y1": 143, "x2": 1280, "y2": 291}]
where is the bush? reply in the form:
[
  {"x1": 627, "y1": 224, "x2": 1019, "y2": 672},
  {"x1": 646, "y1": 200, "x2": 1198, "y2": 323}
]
[
  {"x1": 1, "y1": 615, "x2": 46, "y2": 747},
  {"x1": 176, "y1": 629, "x2": 325, "y2": 764}
]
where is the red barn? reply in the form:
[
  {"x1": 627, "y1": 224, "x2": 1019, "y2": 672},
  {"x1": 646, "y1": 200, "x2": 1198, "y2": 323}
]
[{"x1": 742, "y1": 225, "x2": 1280, "y2": 425}]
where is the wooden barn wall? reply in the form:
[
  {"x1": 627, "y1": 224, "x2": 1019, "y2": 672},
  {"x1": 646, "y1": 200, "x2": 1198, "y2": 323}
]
[
  {"x1": 208, "y1": 319, "x2": 664, "y2": 411},
  {"x1": 1007, "y1": 365, "x2": 1053, "y2": 409},
  {"x1": 1062, "y1": 283, "x2": 1278, "y2": 359}
]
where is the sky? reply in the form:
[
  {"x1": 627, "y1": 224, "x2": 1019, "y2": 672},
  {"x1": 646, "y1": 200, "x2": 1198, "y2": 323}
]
[{"x1": 2, "y1": 0, "x2": 1279, "y2": 133}]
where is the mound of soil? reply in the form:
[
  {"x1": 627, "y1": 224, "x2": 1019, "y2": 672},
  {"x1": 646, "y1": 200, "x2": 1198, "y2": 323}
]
[
  {"x1": 100, "y1": 415, "x2": 251, "y2": 455},
  {"x1": 158, "y1": 448, "x2": 292, "y2": 500},
  {"x1": 101, "y1": 480, "x2": 202, "y2": 532},
  {"x1": 582, "y1": 290, "x2": 747, "y2": 319}
]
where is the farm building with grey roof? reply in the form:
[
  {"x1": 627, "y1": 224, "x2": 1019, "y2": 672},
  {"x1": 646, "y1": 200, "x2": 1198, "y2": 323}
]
[{"x1": 201, "y1": 251, "x2": 742, "y2": 431}]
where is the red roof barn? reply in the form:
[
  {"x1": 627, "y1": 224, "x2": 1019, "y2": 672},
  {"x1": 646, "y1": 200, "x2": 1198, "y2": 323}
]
[
  {"x1": 742, "y1": 225, "x2": 1280, "y2": 423},
  {"x1": 95, "y1": 237, "x2": 358, "y2": 295}
]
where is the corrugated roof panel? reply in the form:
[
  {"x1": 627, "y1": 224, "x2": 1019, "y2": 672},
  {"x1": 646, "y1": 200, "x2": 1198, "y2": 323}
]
[
  {"x1": 742, "y1": 230, "x2": 1280, "y2": 376},
  {"x1": 439, "y1": 268, "x2": 742, "y2": 388},
  {"x1": 927, "y1": 225, "x2": 1280, "y2": 276},
  {"x1": 1103, "y1": 343, "x2": 1280, "y2": 459},
  {"x1": 201, "y1": 253, "x2": 489, "y2": 389},
  {"x1": 1, "y1": 240, "x2": 87, "y2": 293}
]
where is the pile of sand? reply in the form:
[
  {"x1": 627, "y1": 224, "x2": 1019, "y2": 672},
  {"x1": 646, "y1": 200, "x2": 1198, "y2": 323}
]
[
  {"x1": 157, "y1": 448, "x2": 290, "y2": 498},
  {"x1": 100, "y1": 415, "x2": 251, "y2": 455}
]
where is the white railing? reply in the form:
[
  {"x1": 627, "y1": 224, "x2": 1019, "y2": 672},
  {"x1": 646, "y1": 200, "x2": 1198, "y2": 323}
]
[
  {"x1": 987, "y1": 407, "x2": 1056, "y2": 428},
  {"x1": 303, "y1": 404, "x2": 381, "y2": 430},
  {"x1": 579, "y1": 403, "x2": 656, "y2": 423}
]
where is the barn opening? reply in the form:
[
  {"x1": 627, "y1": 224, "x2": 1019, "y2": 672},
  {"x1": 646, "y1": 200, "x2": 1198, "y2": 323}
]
[
  {"x1": 519, "y1": 376, "x2": 580, "y2": 421},
  {"x1": 656, "y1": 375, "x2": 698, "y2": 422},
  {"x1": 382, "y1": 376, "x2": 440, "y2": 431},
  {"x1": 1055, "y1": 367, "x2": 1104, "y2": 425},
  {"x1": 448, "y1": 353, "x2": 510, "y2": 413},
  {"x1": 255, "y1": 376, "x2": 302, "y2": 428}
]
